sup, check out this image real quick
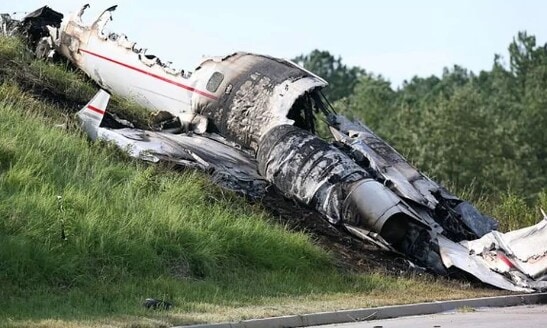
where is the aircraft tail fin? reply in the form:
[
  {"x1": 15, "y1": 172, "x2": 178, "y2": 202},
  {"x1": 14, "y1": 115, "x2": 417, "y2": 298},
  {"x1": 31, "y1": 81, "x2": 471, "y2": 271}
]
[{"x1": 76, "y1": 89, "x2": 110, "y2": 140}]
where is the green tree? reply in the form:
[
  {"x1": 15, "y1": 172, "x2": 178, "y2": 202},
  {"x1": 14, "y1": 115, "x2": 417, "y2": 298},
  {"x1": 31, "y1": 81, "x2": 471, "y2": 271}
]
[
  {"x1": 334, "y1": 32, "x2": 546, "y2": 199},
  {"x1": 293, "y1": 50, "x2": 364, "y2": 102},
  {"x1": 334, "y1": 73, "x2": 395, "y2": 136}
]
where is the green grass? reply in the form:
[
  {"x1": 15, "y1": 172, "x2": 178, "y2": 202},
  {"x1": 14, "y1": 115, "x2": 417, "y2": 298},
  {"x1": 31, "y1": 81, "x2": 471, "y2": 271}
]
[
  {"x1": 471, "y1": 192, "x2": 545, "y2": 231},
  {"x1": 0, "y1": 75, "x2": 499, "y2": 328},
  {"x1": 0, "y1": 36, "x2": 150, "y2": 127},
  {"x1": 0, "y1": 36, "x2": 524, "y2": 327},
  {"x1": 456, "y1": 184, "x2": 547, "y2": 231},
  {"x1": 0, "y1": 82, "x2": 327, "y2": 317}
]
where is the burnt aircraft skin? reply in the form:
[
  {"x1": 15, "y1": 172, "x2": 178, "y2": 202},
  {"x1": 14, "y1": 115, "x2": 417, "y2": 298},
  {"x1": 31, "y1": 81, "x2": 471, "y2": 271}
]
[
  {"x1": 328, "y1": 114, "x2": 499, "y2": 241},
  {"x1": 46, "y1": 5, "x2": 327, "y2": 137},
  {"x1": 50, "y1": 5, "x2": 211, "y2": 132},
  {"x1": 192, "y1": 53, "x2": 327, "y2": 150},
  {"x1": 76, "y1": 89, "x2": 268, "y2": 198},
  {"x1": 0, "y1": 6, "x2": 63, "y2": 55},
  {"x1": 5, "y1": 4, "x2": 547, "y2": 292}
]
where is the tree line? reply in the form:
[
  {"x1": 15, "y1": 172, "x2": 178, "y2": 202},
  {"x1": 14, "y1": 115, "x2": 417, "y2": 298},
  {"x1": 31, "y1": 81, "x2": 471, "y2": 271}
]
[{"x1": 294, "y1": 32, "x2": 546, "y2": 201}]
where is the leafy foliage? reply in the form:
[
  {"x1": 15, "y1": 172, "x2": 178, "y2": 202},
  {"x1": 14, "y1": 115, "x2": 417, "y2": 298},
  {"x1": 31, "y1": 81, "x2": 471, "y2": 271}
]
[
  {"x1": 293, "y1": 50, "x2": 364, "y2": 102},
  {"x1": 316, "y1": 32, "x2": 546, "y2": 204}
]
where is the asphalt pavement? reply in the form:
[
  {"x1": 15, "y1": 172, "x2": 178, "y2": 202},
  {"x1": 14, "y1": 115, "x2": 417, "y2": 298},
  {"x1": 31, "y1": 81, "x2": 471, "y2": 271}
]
[
  {"x1": 315, "y1": 304, "x2": 547, "y2": 328},
  {"x1": 178, "y1": 293, "x2": 547, "y2": 328}
]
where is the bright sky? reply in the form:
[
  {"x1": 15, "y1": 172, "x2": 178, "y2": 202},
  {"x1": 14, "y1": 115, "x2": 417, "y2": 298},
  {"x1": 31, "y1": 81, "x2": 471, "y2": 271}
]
[{"x1": 6, "y1": 1, "x2": 546, "y2": 87}]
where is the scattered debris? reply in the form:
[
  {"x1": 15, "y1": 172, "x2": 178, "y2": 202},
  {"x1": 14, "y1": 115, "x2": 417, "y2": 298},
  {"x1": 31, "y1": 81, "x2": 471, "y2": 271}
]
[
  {"x1": 4, "y1": 4, "x2": 547, "y2": 292},
  {"x1": 0, "y1": 6, "x2": 63, "y2": 58},
  {"x1": 77, "y1": 90, "x2": 268, "y2": 198},
  {"x1": 143, "y1": 298, "x2": 172, "y2": 310}
]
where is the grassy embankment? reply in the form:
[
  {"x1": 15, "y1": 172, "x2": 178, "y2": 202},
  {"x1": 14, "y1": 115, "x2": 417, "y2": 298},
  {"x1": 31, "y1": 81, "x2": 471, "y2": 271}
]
[{"x1": 0, "y1": 36, "x2": 536, "y2": 327}]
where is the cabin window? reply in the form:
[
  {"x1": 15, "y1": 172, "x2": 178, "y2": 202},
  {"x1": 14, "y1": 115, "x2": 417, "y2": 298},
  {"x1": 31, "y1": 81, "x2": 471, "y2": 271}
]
[{"x1": 206, "y1": 72, "x2": 224, "y2": 93}]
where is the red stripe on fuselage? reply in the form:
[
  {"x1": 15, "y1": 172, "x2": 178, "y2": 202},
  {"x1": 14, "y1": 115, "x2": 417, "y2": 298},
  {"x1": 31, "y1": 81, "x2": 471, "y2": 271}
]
[
  {"x1": 497, "y1": 252, "x2": 515, "y2": 268},
  {"x1": 79, "y1": 49, "x2": 218, "y2": 100},
  {"x1": 87, "y1": 105, "x2": 105, "y2": 115}
]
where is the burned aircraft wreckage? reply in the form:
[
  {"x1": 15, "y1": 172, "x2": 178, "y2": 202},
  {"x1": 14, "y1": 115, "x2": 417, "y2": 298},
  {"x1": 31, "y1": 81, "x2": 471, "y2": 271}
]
[{"x1": 2, "y1": 5, "x2": 547, "y2": 292}]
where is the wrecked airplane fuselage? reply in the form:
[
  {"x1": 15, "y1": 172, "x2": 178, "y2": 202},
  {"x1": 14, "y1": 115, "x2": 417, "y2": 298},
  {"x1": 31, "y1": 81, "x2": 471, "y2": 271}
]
[
  {"x1": 7, "y1": 4, "x2": 547, "y2": 292},
  {"x1": 48, "y1": 5, "x2": 327, "y2": 137}
]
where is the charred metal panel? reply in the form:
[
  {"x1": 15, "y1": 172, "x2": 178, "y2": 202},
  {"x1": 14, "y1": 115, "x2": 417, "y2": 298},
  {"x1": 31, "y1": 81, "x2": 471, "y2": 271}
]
[
  {"x1": 330, "y1": 114, "x2": 498, "y2": 240},
  {"x1": 0, "y1": 6, "x2": 62, "y2": 51},
  {"x1": 77, "y1": 90, "x2": 267, "y2": 198},
  {"x1": 256, "y1": 124, "x2": 446, "y2": 273},
  {"x1": 330, "y1": 114, "x2": 443, "y2": 208},
  {"x1": 192, "y1": 53, "x2": 326, "y2": 150},
  {"x1": 465, "y1": 216, "x2": 547, "y2": 281},
  {"x1": 11, "y1": 4, "x2": 546, "y2": 292},
  {"x1": 257, "y1": 124, "x2": 368, "y2": 223},
  {"x1": 1, "y1": 14, "x2": 19, "y2": 36},
  {"x1": 257, "y1": 125, "x2": 416, "y2": 242},
  {"x1": 20, "y1": 6, "x2": 63, "y2": 46},
  {"x1": 438, "y1": 236, "x2": 532, "y2": 292}
]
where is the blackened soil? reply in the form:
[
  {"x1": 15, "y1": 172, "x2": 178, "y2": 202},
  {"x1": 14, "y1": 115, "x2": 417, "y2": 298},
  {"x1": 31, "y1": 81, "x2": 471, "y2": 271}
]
[{"x1": 260, "y1": 188, "x2": 423, "y2": 276}]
